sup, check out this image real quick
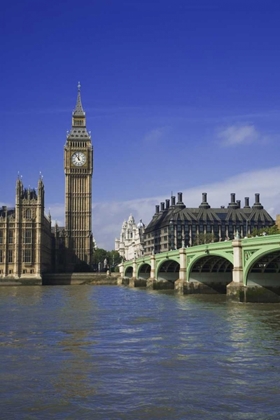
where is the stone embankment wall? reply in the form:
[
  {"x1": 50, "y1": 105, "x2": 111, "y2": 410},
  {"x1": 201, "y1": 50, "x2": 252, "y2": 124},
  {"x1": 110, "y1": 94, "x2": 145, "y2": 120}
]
[
  {"x1": 0, "y1": 277, "x2": 43, "y2": 286},
  {"x1": 43, "y1": 272, "x2": 119, "y2": 285},
  {"x1": 0, "y1": 273, "x2": 119, "y2": 286}
]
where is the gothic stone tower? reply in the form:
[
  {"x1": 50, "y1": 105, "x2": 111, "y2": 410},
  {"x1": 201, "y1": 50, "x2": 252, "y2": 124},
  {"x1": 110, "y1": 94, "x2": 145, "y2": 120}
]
[
  {"x1": 0, "y1": 176, "x2": 52, "y2": 281},
  {"x1": 64, "y1": 83, "x2": 93, "y2": 271}
]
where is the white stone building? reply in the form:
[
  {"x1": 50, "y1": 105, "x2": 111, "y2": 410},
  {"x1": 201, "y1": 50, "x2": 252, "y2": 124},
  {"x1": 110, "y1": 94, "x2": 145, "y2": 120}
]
[{"x1": 115, "y1": 215, "x2": 145, "y2": 260}]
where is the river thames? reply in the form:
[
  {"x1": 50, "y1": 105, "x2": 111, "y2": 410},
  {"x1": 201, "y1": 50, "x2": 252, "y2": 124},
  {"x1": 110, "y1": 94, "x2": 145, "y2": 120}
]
[{"x1": 1, "y1": 285, "x2": 280, "y2": 419}]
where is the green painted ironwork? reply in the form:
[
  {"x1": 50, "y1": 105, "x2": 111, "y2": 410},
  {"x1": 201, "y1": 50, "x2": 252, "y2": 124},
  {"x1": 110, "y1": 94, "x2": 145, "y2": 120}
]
[{"x1": 122, "y1": 234, "x2": 280, "y2": 285}]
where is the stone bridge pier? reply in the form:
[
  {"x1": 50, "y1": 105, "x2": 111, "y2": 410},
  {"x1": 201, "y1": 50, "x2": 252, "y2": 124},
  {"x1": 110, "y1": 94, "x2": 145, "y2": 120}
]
[{"x1": 227, "y1": 238, "x2": 245, "y2": 301}]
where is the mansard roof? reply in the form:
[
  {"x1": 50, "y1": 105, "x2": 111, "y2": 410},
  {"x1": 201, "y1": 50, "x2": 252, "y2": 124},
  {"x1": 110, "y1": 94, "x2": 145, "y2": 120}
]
[{"x1": 145, "y1": 192, "x2": 275, "y2": 233}]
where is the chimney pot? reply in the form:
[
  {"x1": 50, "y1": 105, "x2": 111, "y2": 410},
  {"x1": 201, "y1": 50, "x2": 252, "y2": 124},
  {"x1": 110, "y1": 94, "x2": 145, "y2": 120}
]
[{"x1": 177, "y1": 192, "x2": 183, "y2": 203}]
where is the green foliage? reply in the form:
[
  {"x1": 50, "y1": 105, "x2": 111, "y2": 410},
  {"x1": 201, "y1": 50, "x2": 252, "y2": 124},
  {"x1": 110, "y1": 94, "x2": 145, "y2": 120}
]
[
  {"x1": 92, "y1": 248, "x2": 108, "y2": 265},
  {"x1": 194, "y1": 233, "x2": 217, "y2": 245},
  {"x1": 92, "y1": 248, "x2": 122, "y2": 268},
  {"x1": 108, "y1": 250, "x2": 122, "y2": 266},
  {"x1": 250, "y1": 225, "x2": 280, "y2": 237}
]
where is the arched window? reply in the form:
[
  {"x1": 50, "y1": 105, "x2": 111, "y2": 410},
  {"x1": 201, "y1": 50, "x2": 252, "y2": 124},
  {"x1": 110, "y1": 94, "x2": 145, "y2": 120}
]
[{"x1": 26, "y1": 209, "x2": 31, "y2": 219}]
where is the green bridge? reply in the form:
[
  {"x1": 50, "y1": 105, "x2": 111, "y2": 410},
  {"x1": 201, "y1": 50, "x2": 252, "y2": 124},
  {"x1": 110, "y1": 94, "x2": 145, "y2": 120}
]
[{"x1": 119, "y1": 234, "x2": 280, "y2": 302}]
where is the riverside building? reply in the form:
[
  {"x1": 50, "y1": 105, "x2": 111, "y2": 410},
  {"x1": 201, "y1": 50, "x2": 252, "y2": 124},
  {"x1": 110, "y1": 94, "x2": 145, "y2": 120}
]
[
  {"x1": 115, "y1": 215, "x2": 145, "y2": 260},
  {"x1": 144, "y1": 192, "x2": 275, "y2": 255},
  {"x1": 0, "y1": 177, "x2": 52, "y2": 280},
  {"x1": 0, "y1": 84, "x2": 94, "y2": 281}
]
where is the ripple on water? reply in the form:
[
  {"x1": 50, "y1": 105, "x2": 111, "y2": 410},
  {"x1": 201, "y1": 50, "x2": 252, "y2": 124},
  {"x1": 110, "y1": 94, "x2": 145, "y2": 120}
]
[{"x1": 1, "y1": 286, "x2": 280, "y2": 419}]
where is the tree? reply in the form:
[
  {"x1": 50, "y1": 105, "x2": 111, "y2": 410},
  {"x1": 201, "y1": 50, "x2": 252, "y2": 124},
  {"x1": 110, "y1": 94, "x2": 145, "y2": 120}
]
[
  {"x1": 194, "y1": 233, "x2": 217, "y2": 245},
  {"x1": 108, "y1": 250, "x2": 122, "y2": 266},
  {"x1": 251, "y1": 225, "x2": 280, "y2": 237},
  {"x1": 92, "y1": 248, "x2": 108, "y2": 265},
  {"x1": 92, "y1": 248, "x2": 122, "y2": 272}
]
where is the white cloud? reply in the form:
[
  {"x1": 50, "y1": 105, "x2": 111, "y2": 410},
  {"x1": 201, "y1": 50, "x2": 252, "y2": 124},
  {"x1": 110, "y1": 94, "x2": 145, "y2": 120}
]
[
  {"x1": 142, "y1": 126, "x2": 169, "y2": 144},
  {"x1": 47, "y1": 166, "x2": 280, "y2": 250},
  {"x1": 218, "y1": 124, "x2": 260, "y2": 146},
  {"x1": 48, "y1": 204, "x2": 65, "y2": 227}
]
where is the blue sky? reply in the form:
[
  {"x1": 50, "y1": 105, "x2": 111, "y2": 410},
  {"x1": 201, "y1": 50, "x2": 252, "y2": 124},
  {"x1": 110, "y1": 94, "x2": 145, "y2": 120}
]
[{"x1": 2, "y1": 0, "x2": 280, "y2": 249}]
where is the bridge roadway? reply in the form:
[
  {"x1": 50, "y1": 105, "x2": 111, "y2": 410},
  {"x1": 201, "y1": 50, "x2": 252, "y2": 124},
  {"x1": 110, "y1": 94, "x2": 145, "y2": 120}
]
[{"x1": 119, "y1": 234, "x2": 280, "y2": 303}]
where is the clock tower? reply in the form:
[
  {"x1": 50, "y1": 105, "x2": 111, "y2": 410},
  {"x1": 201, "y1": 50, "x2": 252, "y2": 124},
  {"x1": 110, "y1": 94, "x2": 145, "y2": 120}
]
[{"x1": 64, "y1": 83, "x2": 93, "y2": 270}]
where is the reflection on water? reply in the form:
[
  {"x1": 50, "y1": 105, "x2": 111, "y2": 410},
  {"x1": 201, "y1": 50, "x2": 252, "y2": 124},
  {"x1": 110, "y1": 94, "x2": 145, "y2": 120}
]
[{"x1": 1, "y1": 286, "x2": 280, "y2": 419}]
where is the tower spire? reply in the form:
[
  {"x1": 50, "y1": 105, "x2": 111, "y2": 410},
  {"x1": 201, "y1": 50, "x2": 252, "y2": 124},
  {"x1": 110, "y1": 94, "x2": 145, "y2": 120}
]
[
  {"x1": 73, "y1": 81, "x2": 85, "y2": 117},
  {"x1": 70, "y1": 82, "x2": 87, "y2": 129}
]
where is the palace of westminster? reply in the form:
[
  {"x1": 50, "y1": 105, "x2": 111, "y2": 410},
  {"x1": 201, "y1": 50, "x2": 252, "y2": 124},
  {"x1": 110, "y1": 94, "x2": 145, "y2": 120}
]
[{"x1": 0, "y1": 86, "x2": 278, "y2": 280}]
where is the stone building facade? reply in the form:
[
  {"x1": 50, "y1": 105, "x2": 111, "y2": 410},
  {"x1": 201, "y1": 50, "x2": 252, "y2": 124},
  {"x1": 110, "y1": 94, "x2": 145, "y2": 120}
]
[
  {"x1": 0, "y1": 84, "x2": 94, "y2": 281},
  {"x1": 63, "y1": 82, "x2": 94, "y2": 271},
  {"x1": 0, "y1": 177, "x2": 52, "y2": 281},
  {"x1": 144, "y1": 192, "x2": 275, "y2": 255},
  {"x1": 115, "y1": 215, "x2": 145, "y2": 260}
]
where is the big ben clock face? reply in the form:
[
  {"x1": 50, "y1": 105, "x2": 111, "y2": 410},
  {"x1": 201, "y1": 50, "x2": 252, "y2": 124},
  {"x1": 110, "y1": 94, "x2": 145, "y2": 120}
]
[{"x1": 72, "y1": 152, "x2": 86, "y2": 166}]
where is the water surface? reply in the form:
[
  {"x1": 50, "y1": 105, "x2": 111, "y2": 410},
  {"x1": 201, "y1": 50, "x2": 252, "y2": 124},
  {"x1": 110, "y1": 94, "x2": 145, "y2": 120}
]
[{"x1": 1, "y1": 285, "x2": 280, "y2": 419}]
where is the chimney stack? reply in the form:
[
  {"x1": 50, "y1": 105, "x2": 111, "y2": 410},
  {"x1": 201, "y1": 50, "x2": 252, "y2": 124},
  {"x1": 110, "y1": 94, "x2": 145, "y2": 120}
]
[
  {"x1": 244, "y1": 197, "x2": 250, "y2": 208},
  {"x1": 177, "y1": 192, "x2": 183, "y2": 203}
]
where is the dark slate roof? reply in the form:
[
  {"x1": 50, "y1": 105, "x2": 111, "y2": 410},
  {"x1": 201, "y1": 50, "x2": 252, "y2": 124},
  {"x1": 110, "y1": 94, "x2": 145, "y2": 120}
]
[
  {"x1": 51, "y1": 226, "x2": 66, "y2": 236},
  {"x1": 21, "y1": 188, "x2": 37, "y2": 200},
  {"x1": 145, "y1": 193, "x2": 275, "y2": 233},
  {"x1": 0, "y1": 207, "x2": 15, "y2": 219}
]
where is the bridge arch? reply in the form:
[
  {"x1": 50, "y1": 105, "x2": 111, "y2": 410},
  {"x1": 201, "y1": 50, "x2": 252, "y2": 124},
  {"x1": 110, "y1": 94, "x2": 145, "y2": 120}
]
[
  {"x1": 137, "y1": 263, "x2": 151, "y2": 280},
  {"x1": 156, "y1": 259, "x2": 180, "y2": 282},
  {"x1": 187, "y1": 252, "x2": 233, "y2": 281},
  {"x1": 124, "y1": 265, "x2": 133, "y2": 278},
  {"x1": 244, "y1": 247, "x2": 280, "y2": 286},
  {"x1": 187, "y1": 253, "x2": 233, "y2": 292}
]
